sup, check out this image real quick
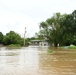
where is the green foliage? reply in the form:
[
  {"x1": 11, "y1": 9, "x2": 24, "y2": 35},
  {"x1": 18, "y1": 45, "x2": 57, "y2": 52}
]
[
  {"x1": 38, "y1": 10, "x2": 76, "y2": 47},
  {"x1": 0, "y1": 31, "x2": 30, "y2": 46},
  {"x1": 47, "y1": 50, "x2": 53, "y2": 54},
  {"x1": 39, "y1": 12, "x2": 68, "y2": 47},
  {"x1": 8, "y1": 44, "x2": 21, "y2": 47},
  {"x1": 29, "y1": 37, "x2": 44, "y2": 41},
  {"x1": 62, "y1": 10, "x2": 76, "y2": 46},
  {"x1": 68, "y1": 44, "x2": 76, "y2": 49},
  {"x1": 0, "y1": 32, "x2": 4, "y2": 44},
  {"x1": 29, "y1": 37, "x2": 35, "y2": 40},
  {"x1": 3, "y1": 31, "x2": 23, "y2": 45},
  {"x1": 25, "y1": 39, "x2": 30, "y2": 46}
]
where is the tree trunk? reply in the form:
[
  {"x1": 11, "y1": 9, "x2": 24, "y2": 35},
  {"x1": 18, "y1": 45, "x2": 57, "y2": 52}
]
[{"x1": 54, "y1": 43, "x2": 58, "y2": 47}]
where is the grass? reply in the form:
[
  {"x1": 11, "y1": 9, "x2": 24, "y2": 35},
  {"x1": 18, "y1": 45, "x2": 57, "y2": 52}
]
[
  {"x1": 60, "y1": 44, "x2": 76, "y2": 49},
  {"x1": 7, "y1": 44, "x2": 21, "y2": 49},
  {"x1": 47, "y1": 49, "x2": 53, "y2": 54},
  {"x1": 68, "y1": 44, "x2": 76, "y2": 49},
  {"x1": 8, "y1": 44, "x2": 21, "y2": 47}
]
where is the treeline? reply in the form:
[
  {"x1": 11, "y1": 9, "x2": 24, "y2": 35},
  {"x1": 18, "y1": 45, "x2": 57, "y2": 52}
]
[
  {"x1": 38, "y1": 10, "x2": 76, "y2": 47},
  {"x1": 0, "y1": 31, "x2": 29, "y2": 46}
]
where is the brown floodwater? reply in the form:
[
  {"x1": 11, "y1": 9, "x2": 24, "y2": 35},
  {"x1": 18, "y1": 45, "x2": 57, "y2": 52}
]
[{"x1": 0, "y1": 46, "x2": 76, "y2": 75}]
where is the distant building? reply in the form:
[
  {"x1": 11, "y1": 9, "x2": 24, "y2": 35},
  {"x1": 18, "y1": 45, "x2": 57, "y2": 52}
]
[{"x1": 30, "y1": 40, "x2": 49, "y2": 46}]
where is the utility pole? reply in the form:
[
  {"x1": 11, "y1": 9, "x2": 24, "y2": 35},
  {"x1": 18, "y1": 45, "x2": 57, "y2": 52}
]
[{"x1": 24, "y1": 27, "x2": 26, "y2": 46}]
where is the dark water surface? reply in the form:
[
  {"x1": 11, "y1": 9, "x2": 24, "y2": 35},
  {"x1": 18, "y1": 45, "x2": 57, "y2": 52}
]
[{"x1": 0, "y1": 46, "x2": 76, "y2": 75}]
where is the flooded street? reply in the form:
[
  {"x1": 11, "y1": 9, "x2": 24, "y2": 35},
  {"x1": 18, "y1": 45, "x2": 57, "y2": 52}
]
[{"x1": 0, "y1": 46, "x2": 76, "y2": 75}]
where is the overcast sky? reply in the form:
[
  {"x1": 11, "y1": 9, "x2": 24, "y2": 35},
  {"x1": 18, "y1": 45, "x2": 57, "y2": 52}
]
[{"x1": 0, "y1": 0, "x2": 76, "y2": 37}]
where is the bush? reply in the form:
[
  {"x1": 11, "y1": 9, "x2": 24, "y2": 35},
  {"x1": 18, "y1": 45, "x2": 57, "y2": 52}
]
[
  {"x1": 68, "y1": 44, "x2": 76, "y2": 49},
  {"x1": 3, "y1": 31, "x2": 23, "y2": 45},
  {"x1": 8, "y1": 44, "x2": 21, "y2": 47}
]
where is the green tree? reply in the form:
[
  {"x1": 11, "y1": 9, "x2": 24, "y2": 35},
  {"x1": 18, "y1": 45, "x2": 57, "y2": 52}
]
[
  {"x1": 39, "y1": 10, "x2": 76, "y2": 46},
  {"x1": 3, "y1": 31, "x2": 23, "y2": 45},
  {"x1": 39, "y1": 13, "x2": 67, "y2": 47},
  {"x1": 0, "y1": 32, "x2": 4, "y2": 44},
  {"x1": 62, "y1": 10, "x2": 76, "y2": 45}
]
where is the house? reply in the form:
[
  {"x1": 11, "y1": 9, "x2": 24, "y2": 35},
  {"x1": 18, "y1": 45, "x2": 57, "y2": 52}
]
[{"x1": 30, "y1": 40, "x2": 49, "y2": 46}]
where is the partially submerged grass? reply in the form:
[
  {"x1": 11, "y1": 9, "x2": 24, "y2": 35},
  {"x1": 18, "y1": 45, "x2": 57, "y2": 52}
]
[
  {"x1": 8, "y1": 44, "x2": 21, "y2": 47},
  {"x1": 6, "y1": 44, "x2": 21, "y2": 49},
  {"x1": 47, "y1": 49, "x2": 53, "y2": 54},
  {"x1": 60, "y1": 44, "x2": 76, "y2": 50},
  {"x1": 68, "y1": 44, "x2": 76, "y2": 49}
]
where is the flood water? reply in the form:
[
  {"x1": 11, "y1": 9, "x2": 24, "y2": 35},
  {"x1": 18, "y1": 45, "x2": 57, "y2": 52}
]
[{"x1": 0, "y1": 46, "x2": 76, "y2": 75}]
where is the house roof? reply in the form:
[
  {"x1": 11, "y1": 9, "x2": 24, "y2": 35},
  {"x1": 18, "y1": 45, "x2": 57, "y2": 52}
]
[{"x1": 30, "y1": 40, "x2": 47, "y2": 42}]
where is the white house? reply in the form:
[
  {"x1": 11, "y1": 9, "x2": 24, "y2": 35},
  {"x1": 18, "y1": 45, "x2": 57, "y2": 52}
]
[{"x1": 30, "y1": 40, "x2": 49, "y2": 46}]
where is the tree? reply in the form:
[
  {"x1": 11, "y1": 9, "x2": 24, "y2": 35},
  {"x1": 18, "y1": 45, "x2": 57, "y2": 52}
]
[
  {"x1": 3, "y1": 31, "x2": 23, "y2": 45},
  {"x1": 0, "y1": 32, "x2": 4, "y2": 44},
  {"x1": 39, "y1": 13, "x2": 67, "y2": 47},
  {"x1": 39, "y1": 10, "x2": 76, "y2": 46},
  {"x1": 62, "y1": 10, "x2": 76, "y2": 45}
]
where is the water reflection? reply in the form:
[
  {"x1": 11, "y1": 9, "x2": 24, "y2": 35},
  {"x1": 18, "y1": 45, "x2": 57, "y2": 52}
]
[
  {"x1": 0, "y1": 46, "x2": 76, "y2": 75},
  {"x1": 19, "y1": 47, "x2": 39, "y2": 68}
]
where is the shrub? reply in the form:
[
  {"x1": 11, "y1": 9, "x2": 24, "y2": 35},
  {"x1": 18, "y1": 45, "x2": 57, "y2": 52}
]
[
  {"x1": 68, "y1": 44, "x2": 76, "y2": 49},
  {"x1": 8, "y1": 44, "x2": 21, "y2": 47}
]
